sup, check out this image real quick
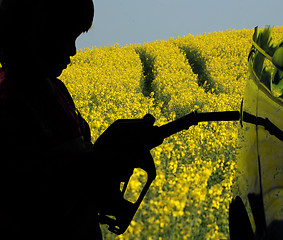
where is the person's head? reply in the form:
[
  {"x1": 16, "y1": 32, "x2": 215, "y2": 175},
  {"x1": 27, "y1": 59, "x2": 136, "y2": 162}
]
[{"x1": 0, "y1": 0, "x2": 94, "y2": 78}]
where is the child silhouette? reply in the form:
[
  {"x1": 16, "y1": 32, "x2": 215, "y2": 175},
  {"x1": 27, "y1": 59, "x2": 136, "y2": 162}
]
[{"x1": 0, "y1": 0, "x2": 103, "y2": 239}]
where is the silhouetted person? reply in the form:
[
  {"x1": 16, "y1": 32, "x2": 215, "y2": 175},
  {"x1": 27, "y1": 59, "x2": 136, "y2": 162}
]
[
  {"x1": 0, "y1": 0, "x2": 159, "y2": 238},
  {"x1": 0, "y1": 0, "x2": 104, "y2": 238}
]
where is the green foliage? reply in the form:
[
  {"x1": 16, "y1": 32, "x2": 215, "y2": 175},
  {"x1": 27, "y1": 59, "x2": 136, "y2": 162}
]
[{"x1": 249, "y1": 26, "x2": 283, "y2": 97}]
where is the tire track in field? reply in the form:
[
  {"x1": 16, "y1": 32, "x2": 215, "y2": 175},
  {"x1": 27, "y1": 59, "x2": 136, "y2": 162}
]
[
  {"x1": 135, "y1": 44, "x2": 201, "y2": 118},
  {"x1": 134, "y1": 46, "x2": 171, "y2": 118},
  {"x1": 175, "y1": 44, "x2": 219, "y2": 95},
  {"x1": 135, "y1": 46, "x2": 178, "y2": 118},
  {"x1": 134, "y1": 48, "x2": 155, "y2": 98}
]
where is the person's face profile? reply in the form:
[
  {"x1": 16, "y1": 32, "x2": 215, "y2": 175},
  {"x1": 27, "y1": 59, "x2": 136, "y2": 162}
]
[
  {"x1": 37, "y1": 25, "x2": 81, "y2": 78},
  {"x1": 46, "y1": 34, "x2": 78, "y2": 78}
]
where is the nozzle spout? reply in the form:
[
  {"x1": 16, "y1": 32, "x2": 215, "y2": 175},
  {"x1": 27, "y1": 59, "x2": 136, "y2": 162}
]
[{"x1": 158, "y1": 110, "x2": 240, "y2": 140}]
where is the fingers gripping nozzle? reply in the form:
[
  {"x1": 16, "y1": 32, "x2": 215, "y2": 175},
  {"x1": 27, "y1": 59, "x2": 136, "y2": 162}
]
[{"x1": 143, "y1": 113, "x2": 156, "y2": 125}]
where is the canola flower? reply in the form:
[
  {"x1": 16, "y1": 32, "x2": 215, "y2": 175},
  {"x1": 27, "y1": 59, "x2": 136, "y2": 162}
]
[{"x1": 58, "y1": 27, "x2": 283, "y2": 239}]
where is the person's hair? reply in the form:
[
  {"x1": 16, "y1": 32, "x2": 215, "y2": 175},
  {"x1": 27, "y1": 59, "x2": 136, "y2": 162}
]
[{"x1": 0, "y1": 0, "x2": 94, "y2": 70}]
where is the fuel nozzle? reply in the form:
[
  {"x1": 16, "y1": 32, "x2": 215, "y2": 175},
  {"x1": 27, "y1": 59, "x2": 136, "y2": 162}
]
[{"x1": 96, "y1": 110, "x2": 240, "y2": 235}]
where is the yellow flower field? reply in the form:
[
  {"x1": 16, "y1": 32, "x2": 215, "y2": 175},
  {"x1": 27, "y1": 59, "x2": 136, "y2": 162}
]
[{"x1": 60, "y1": 26, "x2": 283, "y2": 239}]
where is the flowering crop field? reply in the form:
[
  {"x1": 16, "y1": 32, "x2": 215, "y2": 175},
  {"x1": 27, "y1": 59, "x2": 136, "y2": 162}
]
[{"x1": 60, "y1": 27, "x2": 283, "y2": 239}]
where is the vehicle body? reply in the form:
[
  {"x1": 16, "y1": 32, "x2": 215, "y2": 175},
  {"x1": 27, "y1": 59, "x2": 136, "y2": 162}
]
[{"x1": 230, "y1": 26, "x2": 283, "y2": 240}]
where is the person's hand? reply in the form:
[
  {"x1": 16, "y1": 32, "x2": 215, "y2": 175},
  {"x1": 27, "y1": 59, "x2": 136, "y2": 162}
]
[
  {"x1": 93, "y1": 114, "x2": 157, "y2": 180},
  {"x1": 91, "y1": 114, "x2": 157, "y2": 212}
]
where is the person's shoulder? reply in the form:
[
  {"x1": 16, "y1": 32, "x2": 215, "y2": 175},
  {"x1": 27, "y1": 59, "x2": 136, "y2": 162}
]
[
  {"x1": 51, "y1": 77, "x2": 75, "y2": 106},
  {"x1": 50, "y1": 77, "x2": 68, "y2": 91}
]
